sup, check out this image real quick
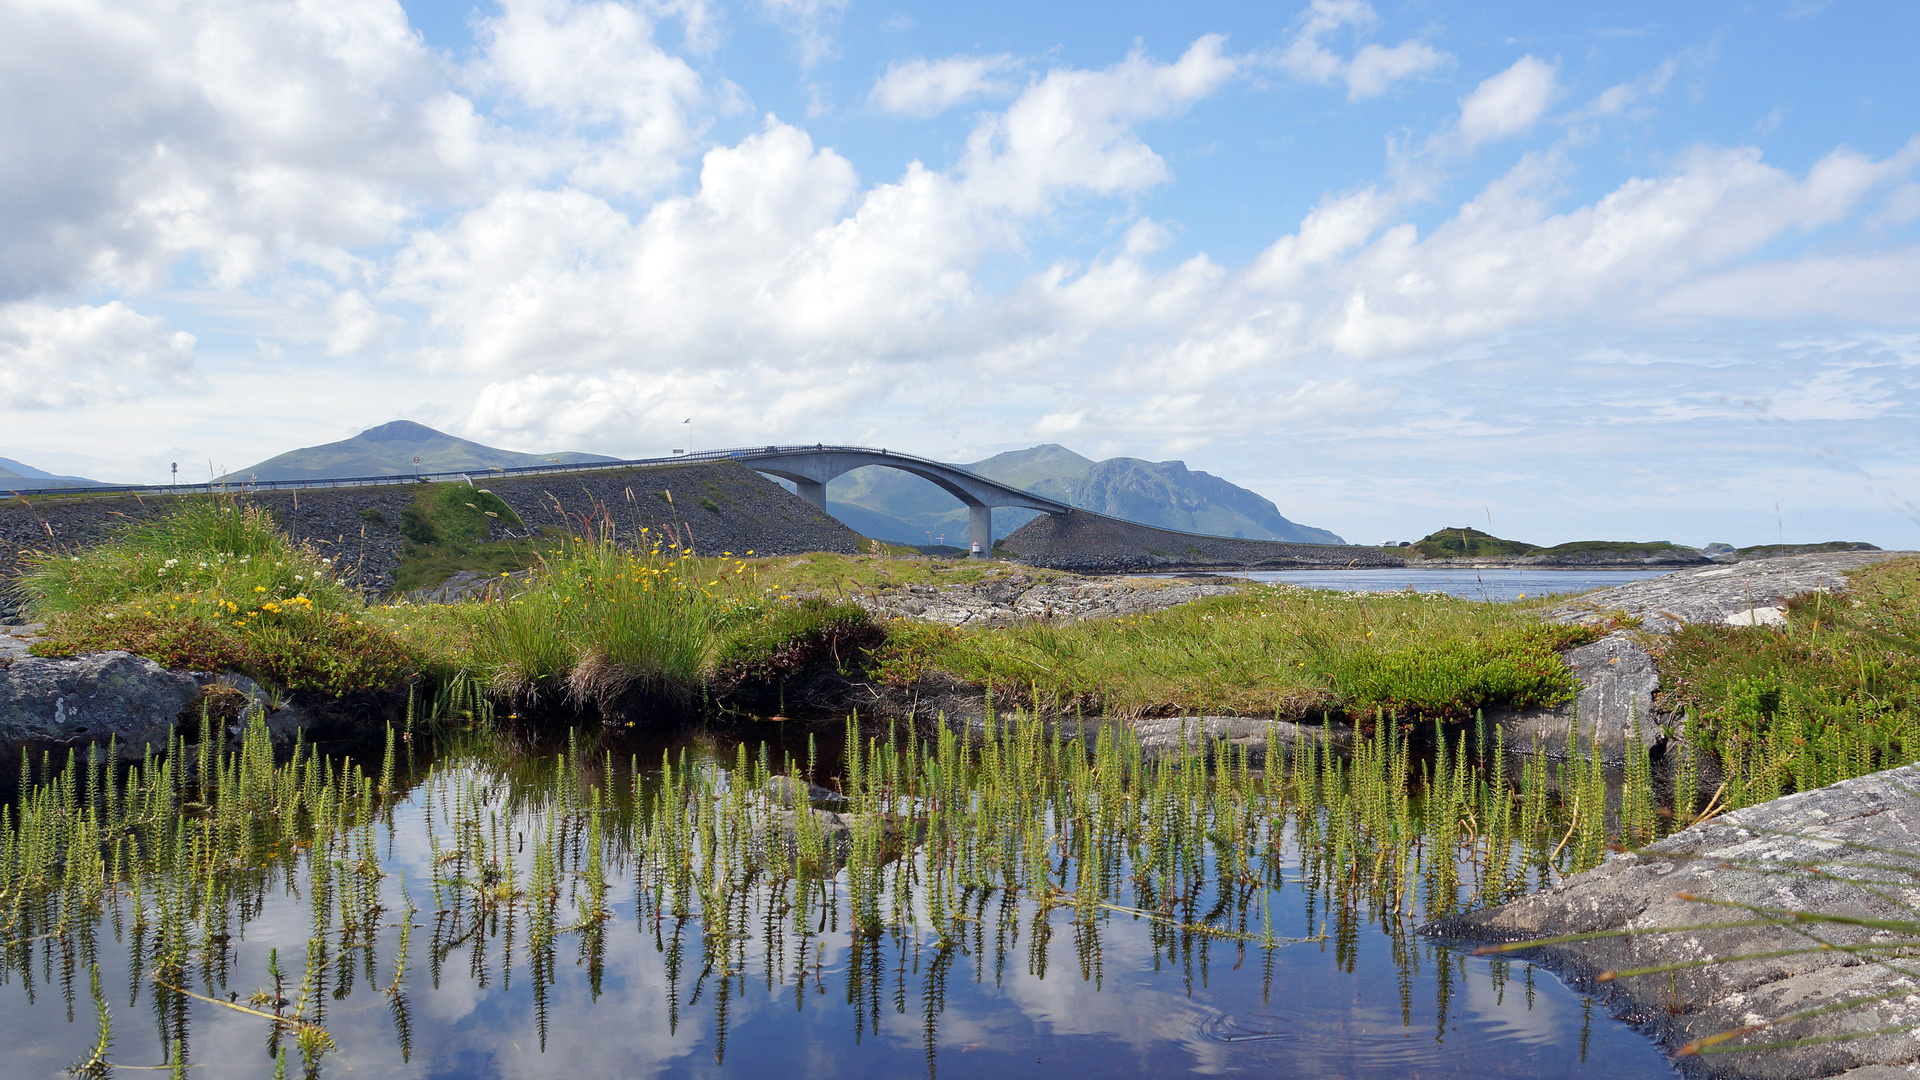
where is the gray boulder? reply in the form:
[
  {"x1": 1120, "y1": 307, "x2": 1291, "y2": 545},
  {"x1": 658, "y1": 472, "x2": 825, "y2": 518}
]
[
  {"x1": 756, "y1": 807, "x2": 855, "y2": 865},
  {"x1": 1490, "y1": 632, "x2": 1669, "y2": 759},
  {"x1": 1542, "y1": 551, "x2": 1908, "y2": 632},
  {"x1": 0, "y1": 650, "x2": 200, "y2": 760}
]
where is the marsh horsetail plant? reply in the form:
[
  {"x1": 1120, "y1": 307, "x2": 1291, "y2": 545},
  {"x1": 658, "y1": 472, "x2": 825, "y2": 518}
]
[{"x1": 0, "y1": 696, "x2": 1726, "y2": 1076}]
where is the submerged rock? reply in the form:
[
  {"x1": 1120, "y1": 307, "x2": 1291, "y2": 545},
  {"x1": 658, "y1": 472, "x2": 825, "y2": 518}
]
[
  {"x1": 0, "y1": 650, "x2": 201, "y2": 760},
  {"x1": 1426, "y1": 762, "x2": 1920, "y2": 1079},
  {"x1": 764, "y1": 774, "x2": 846, "y2": 807},
  {"x1": 1130, "y1": 715, "x2": 1354, "y2": 765}
]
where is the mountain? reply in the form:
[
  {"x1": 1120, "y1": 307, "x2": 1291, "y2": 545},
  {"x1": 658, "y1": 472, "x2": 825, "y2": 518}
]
[
  {"x1": 825, "y1": 444, "x2": 1344, "y2": 545},
  {"x1": 0, "y1": 456, "x2": 104, "y2": 491},
  {"x1": 219, "y1": 421, "x2": 619, "y2": 482}
]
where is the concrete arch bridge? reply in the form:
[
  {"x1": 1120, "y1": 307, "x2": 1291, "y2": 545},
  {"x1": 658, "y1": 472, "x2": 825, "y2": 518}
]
[{"x1": 717, "y1": 445, "x2": 1072, "y2": 557}]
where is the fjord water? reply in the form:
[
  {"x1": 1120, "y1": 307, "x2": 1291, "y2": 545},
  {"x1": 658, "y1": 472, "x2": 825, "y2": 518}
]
[
  {"x1": 0, "y1": 723, "x2": 1679, "y2": 1080},
  {"x1": 1220, "y1": 568, "x2": 1673, "y2": 603}
]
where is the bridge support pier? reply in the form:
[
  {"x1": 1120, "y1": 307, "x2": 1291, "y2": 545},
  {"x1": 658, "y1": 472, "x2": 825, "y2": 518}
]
[
  {"x1": 968, "y1": 504, "x2": 991, "y2": 558},
  {"x1": 794, "y1": 479, "x2": 827, "y2": 512}
]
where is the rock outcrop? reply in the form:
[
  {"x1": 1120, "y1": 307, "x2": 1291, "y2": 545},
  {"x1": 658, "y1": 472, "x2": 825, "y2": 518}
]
[
  {"x1": 849, "y1": 569, "x2": 1242, "y2": 627},
  {"x1": 1427, "y1": 762, "x2": 1920, "y2": 1079},
  {"x1": 1490, "y1": 632, "x2": 1670, "y2": 759},
  {"x1": 1541, "y1": 551, "x2": 1909, "y2": 632},
  {"x1": 0, "y1": 650, "x2": 201, "y2": 760}
]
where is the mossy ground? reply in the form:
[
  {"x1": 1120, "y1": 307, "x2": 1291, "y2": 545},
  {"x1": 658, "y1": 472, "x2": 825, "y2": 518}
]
[{"x1": 871, "y1": 588, "x2": 1596, "y2": 722}]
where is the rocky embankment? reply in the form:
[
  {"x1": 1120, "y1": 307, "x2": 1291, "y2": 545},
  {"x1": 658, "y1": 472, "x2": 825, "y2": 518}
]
[
  {"x1": 0, "y1": 628, "x2": 328, "y2": 760},
  {"x1": 1428, "y1": 763, "x2": 1920, "y2": 1080},
  {"x1": 0, "y1": 461, "x2": 862, "y2": 599},
  {"x1": 1434, "y1": 549, "x2": 1920, "y2": 1079},
  {"x1": 999, "y1": 508, "x2": 1403, "y2": 572}
]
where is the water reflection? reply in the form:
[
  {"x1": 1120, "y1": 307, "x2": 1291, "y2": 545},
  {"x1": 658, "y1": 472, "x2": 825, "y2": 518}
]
[{"x1": 0, "y1": 719, "x2": 1678, "y2": 1079}]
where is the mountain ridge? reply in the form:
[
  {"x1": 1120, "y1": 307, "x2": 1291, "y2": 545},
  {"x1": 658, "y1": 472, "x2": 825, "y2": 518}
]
[
  {"x1": 826, "y1": 443, "x2": 1344, "y2": 545},
  {"x1": 0, "y1": 457, "x2": 104, "y2": 491},
  {"x1": 218, "y1": 420, "x2": 618, "y2": 482}
]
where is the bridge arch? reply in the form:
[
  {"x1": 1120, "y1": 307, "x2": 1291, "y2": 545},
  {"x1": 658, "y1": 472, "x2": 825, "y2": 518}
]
[{"x1": 724, "y1": 445, "x2": 1072, "y2": 557}]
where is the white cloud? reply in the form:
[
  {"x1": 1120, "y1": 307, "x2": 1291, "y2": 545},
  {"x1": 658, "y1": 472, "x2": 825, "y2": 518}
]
[
  {"x1": 868, "y1": 54, "x2": 1021, "y2": 117},
  {"x1": 477, "y1": 0, "x2": 709, "y2": 195},
  {"x1": 0, "y1": 301, "x2": 195, "y2": 409},
  {"x1": 0, "y1": 0, "x2": 487, "y2": 300},
  {"x1": 1453, "y1": 55, "x2": 1559, "y2": 150},
  {"x1": 1580, "y1": 59, "x2": 1674, "y2": 121},
  {"x1": 1274, "y1": 0, "x2": 1448, "y2": 100},
  {"x1": 391, "y1": 38, "x2": 1240, "y2": 397},
  {"x1": 324, "y1": 289, "x2": 394, "y2": 356},
  {"x1": 760, "y1": 0, "x2": 848, "y2": 68},
  {"x1": 959, "y1": 36, "x2": 1238, "y2": 213}
]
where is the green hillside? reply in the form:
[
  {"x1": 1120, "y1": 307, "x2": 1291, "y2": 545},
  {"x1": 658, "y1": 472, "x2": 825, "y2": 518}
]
[
  {"x1": 218, "y1": 421, "x2": 617, "y2": 482},
  {"x1": 0, "y1": 456, "x2": 103, "y2": 491},
  {"x1": 823, "y1": 444, "x2": 1344, "y2": 545}
]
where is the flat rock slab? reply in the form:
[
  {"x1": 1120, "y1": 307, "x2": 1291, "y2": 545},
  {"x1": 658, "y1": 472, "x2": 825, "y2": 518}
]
[
  {"x1": 1542, "y1": 552, "x2": 1913, "y2": 632},
  {"x1": 0, "y1": 622, "x2": 43, "y2": 663},
  {"x1": 1426, "y1": 763, "x2": 1920, "y2": 1079}
]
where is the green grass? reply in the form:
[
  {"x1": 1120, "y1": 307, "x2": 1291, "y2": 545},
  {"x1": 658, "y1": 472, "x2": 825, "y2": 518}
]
[
  {"x1": 18, "y1": 498, "x2": 421, "y2": 694},
  {"x1": 387, "y1": 535, "x2": 737, "y2": 711},
  {"x1": 872, "y1": 586, "x2": 1597, "y2": 722},
  {"x1": 1538, "y1": 539, "x2": 1695, "y2": 556},
  {"x1": 711, "y1": 597, "x2": 881, "y2": 702},
  {"x1": 390, "y1": 485, "x2": 551, "y2": 595}
]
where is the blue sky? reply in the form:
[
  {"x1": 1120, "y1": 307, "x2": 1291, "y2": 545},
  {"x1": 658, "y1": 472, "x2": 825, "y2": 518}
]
[{"x1": 2, "y1": 0, "x2": 1917, "y2": 548}]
